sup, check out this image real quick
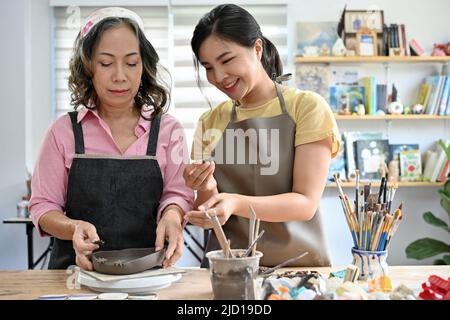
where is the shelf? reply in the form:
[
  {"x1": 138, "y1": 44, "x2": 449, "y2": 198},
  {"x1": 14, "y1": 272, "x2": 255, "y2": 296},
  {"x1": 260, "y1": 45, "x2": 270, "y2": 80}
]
[
  {"x1": 334, "y1": 115, "x2": 450, "y2": 120},
  {"x1": 326, "y1": 181, "x2": 445, "y2": 188},
  {"x1": 295, "y1": 56, "x2": 450, "y2": 64}
]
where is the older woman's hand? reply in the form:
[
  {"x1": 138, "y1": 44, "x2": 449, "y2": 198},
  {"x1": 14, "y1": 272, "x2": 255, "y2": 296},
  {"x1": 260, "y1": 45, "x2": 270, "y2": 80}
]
[
  {"x1": 155, "y1": 205, "x2": 184, "y2": 268},
  {"x1": 72, "y1": 220, "x2": 100, "y2": 271}
]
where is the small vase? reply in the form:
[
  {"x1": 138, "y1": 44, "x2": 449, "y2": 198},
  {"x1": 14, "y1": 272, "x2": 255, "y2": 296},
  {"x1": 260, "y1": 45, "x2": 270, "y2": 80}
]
[{"x1": 351, "y1": 247, "x2": 388, "y2": 281}]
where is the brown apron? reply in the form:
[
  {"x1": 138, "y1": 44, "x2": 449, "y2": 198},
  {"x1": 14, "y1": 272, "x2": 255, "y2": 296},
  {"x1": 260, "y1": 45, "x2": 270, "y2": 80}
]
[{"x1": 204, "y1": 83, "x2": 331, "y2": 267}]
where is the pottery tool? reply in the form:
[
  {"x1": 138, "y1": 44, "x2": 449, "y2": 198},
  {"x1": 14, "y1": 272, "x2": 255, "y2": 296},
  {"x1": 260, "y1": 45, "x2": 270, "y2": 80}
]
[
  {"x1": 260, "y1": 252, "x2": 309, "y2": 277},
  {"x1": 93, "y1": 239, "x2": 105, "y2": 246},
  {"x1": 243, "y1": 230, "x2": 265, "y2": 257},
  {"x1": 205, "y1": 209, "x2": 234, "y2": 258},
  {"x1": 252, "y1": 218, "x2": 261, "y2": 256},
  {"x1": 248, "y1": 205, "x2": 257, "y2": 248}
]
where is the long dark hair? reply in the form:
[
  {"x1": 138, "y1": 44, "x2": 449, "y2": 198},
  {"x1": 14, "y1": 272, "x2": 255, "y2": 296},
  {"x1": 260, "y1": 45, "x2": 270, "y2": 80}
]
[
  {"x1": 191, "y1": 4, "x2": 283, "y2": 81},
  {"x1": 69, "y1": 17, "x2": 170, "y2": 120}
]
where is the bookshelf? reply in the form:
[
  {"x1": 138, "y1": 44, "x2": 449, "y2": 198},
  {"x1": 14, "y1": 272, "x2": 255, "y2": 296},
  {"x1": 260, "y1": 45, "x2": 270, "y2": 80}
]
[
  {"x1": 295, "y1": 56, "x2": 450, "y2": 64},
  {"x1": 326, "y1": 181, "x2": 445, "y2": 188},
  {"x1": 294, "y1": 55, "x2": 449, "y2": 187}
]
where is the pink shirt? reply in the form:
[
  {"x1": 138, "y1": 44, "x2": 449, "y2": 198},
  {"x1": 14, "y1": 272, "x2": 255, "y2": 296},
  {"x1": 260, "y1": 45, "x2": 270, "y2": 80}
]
[{"x1": 29, "y1": 108, "x2": 194, "y2": 236}]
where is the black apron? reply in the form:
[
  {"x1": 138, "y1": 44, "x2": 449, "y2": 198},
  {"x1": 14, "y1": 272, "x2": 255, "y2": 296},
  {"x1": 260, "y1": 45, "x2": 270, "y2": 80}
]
[
  {"x1": 203, "y1": 83, "x2": 331, "y2": 267},
  {"x1": 48, "y1": 111, "x2": 163, "y2": 269}
]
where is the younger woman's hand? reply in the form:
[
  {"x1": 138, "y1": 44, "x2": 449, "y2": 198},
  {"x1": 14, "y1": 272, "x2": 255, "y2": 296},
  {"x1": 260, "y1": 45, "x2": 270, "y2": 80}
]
[
  {"x1": 183, "y1": 161, "x2": 217, "y2": 191},
  {"x1": 185, "y1": 193, "x2": 242, "y2": 228},
  {"x1": 72, "y1": 220, "x2": 100, "y2": 271}
]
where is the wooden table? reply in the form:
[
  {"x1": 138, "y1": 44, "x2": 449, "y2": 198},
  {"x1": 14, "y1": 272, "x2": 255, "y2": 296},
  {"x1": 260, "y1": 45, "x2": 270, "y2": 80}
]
[{"x1": 0, "y1": 266, "x2": 448, "y2": 300}]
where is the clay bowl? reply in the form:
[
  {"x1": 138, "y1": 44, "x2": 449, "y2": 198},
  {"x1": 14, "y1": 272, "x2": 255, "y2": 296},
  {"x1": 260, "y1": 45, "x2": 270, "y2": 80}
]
[{"x1": 92, "y1": 247, "x2": 165, "y2": 275}]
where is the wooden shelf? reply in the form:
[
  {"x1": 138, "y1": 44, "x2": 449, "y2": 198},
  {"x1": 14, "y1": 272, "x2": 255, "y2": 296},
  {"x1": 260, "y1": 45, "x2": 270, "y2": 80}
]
[
  {"x1": 326, "y1": 181, "x2": 445, "y2": 188},
  {"x1": 295, "y1": 56, "x2": 450, "y2": 64},
  {"x1": 334, "y1": 115, "x2": 450, "y2": 120}
]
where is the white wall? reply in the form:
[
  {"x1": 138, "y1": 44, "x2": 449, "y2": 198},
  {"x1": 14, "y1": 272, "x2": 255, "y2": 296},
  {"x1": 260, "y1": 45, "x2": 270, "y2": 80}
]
[
  {"x1": 0, "y1": 0, "x2": 52, "y2": 270},
  {"x1": 0, "y1": 0, "x2": 449, "y2": 269}
]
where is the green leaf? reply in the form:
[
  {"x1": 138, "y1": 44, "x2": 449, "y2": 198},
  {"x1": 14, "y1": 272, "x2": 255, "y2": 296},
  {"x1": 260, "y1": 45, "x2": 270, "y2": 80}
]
[
  {"x1": 433, "y1": 259, "x2": 446, "y2": 265},
  {"x1": 443, "y1": 255, "x2": 450, "y2": 265},
  {"x1": 406, "y1": 238, "x2": 450, "y2": 260},
  {"x1": 438, "y1": 189, "x2": 450, "y2": 202},
  {"x1": 437, "y1": 140, "x2": 450, "y2": 162},
  {"x1": 422, "y1": 212, "x2": 450, "y2": 233}
]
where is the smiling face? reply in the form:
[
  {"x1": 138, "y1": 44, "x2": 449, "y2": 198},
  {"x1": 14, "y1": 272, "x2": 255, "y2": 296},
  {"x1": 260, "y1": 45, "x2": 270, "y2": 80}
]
[
  {"x1": 198, "y1": 35, "x2": 263, "y2": 102},
  {"x1": 91, "y1": 24, "x2": 143, "y2": 110}
]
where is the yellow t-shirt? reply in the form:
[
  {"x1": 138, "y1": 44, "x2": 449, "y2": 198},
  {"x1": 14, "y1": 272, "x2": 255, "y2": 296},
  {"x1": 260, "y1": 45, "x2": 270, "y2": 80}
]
[{"x1": 191, "y1": 85, "x2": 340, "y2": 161}]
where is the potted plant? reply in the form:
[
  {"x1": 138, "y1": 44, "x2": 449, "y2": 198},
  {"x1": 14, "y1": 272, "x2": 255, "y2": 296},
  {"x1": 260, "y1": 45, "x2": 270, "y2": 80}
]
[{"x1": 405, "y1": 140, "x2": 450, "y2": 265}]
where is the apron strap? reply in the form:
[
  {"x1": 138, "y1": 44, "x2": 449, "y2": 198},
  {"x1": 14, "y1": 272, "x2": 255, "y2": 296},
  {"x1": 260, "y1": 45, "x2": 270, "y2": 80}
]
[
  {"x1": 230, "y1": 81, "x2": 288, "y2": 122},
  {"x1": 146, "y1": 113, "x2": 162, "y2": 156},
  {"x1": 68, "y1": 111, "x2": 85, "y2": 154},
  {"x1": 274, "y1": 82, "x2": 288, "y2": 114}
]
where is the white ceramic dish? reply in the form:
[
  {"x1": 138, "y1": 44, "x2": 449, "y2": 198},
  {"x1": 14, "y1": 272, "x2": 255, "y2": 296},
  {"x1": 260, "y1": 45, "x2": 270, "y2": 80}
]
[{"x1": 78, "y1": 272, "x2": 181, "y2": 294}]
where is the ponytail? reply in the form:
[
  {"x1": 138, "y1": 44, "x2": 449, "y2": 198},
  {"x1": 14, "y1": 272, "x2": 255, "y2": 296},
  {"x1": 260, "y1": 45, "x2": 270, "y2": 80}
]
[{"x1": 261, "y1": 36, "x2": 283, "y2": 81}]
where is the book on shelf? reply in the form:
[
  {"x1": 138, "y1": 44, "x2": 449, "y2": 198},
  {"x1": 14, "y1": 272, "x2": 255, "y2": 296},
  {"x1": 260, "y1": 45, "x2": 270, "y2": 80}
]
[
  {"x1": 389, "y1": 144, "x2": 420, "y2": 163},
  {"x1": 409, "y1": 38, "x2": 425, "y2": 56},
  {"x1": 438, "y1": 160, "x2": 450, "y2": 182},
  {"x1": 437, "y1": 76, "x2": 450, "y2": 115},
  {"x1": 354, "y1": 139, "x2": 390, "y2": 180},
  {"x1": 424, "y1": 75, "x2": 447, "y2": 115},
  {"x1": 359, "y1": 76, "x2": 377, "y2": 115},
  {"x1": 423, "y1": 140, "x2": 450, "y2": 182},
  {"x1": 343, "y1": 132, "x2": 385, "y2": 181},
  {"x1": 376, "y1": 84, "x2": 387, "y2": 113},
  {"x1": 295, "y1": 64, "x2": 330, "y2": 102},
  {"x1": 327, "y1": 134, "x2": 346, "y2": 182},
  {"x1": 417, "y1": 83, "x2": 432, "y2": 106},
  {"x1": 400, "y1": 24, "x2": 409, "y2": 56},
  {"x1": 399, "y1": 149, "x2": 422, "y2": 181},
  {"x1": 329, "y1": 85, "x2": 365, "y2": 113}
]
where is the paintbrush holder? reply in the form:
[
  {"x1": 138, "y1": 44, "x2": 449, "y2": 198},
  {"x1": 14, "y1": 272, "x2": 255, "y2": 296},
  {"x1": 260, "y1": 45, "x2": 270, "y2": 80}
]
[{"x1": 351, "y1": 247, "x2": 388, "y2": 281}]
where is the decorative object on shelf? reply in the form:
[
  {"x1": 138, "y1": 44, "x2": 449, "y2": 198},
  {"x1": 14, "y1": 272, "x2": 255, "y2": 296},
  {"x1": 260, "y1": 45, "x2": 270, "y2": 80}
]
[
  {"x1": 356, "y1": 104, "x2": 366, "y2": 115},
  {"x1": 296, "y1": 21, "x2": 338, "y2": 57},
  {"x1": 403, "y1": 106, "x2": 411, "y2": 115},
  {"x1": 411, "y1": 104, "x2": 424, "y2": 114},
  {"x1": 387, "y1": 101, "x2": 404, "y2": 115},
  {"x1": 389, "y1": 48, "x2": 404, "y2": 57},
  {"x1": 406, "y1": 141, "x2": 450, "y2": 265},
  {"x1": 346, "y1": 50, "x2": 356, "y2": 56},
  {"x1": 387, "y1": 84, "x2": 404, "y2": 114},
  {"x1": 356, "y1": 28, "x2": 377, "y2": 56},
  {"x1": 388, "y1": 160, "x2": 400, "y2": 183},
  {"x1": 303, "y1": 46, "x2": 320, "y2": 57},
  {"x1": 344, "y1": 10, "x2": 384, "y2": 34},
  {"x1": 431, "y1": 43, "x2": 447, "y2": 57},
  {"x1": 319, "y1": 43, "x2": 331, "y2": 56},
  {"x1": 376, "y1": 110, "x2": 386, "y2": 116},
  {"x1": 332, "y1": 38, "x2": 347, "y2": 56}
]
